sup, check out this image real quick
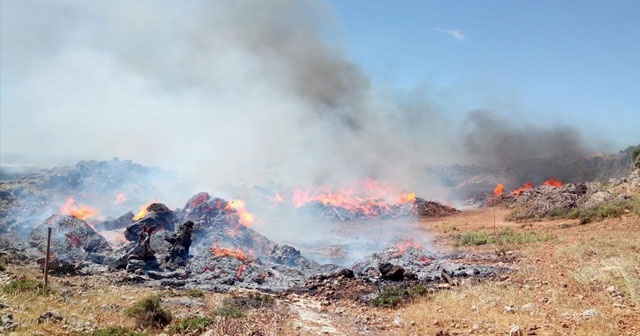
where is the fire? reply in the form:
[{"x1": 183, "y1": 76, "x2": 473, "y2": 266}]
[
  {"x1": 512, "y1": 182, "x2": 533, "y2": 195},
  {"x1": 396, "y1": 239, "x2": 422, "y2": 254},
  {"x1": 236, "y1": 264, "x2": 245, "y2": 278},
  {"x1": 543, "y1": 178, "x2": 562, "y2": 187},
  {"x1": 289, "y1": 180, "x2": 416, "y2": 217},
  {"x1": 211, "y1": 244, "x2": 247, "y2": 261},
  {"x1": 272, "y1": 193, "x2": 285, "y2": 204},
  {"x1": 493, "y1": 183, "x2": 505, "y2": 196},
  {"x1": 59, "y1": 197, "x2": 98, "y2": 221},
  {"x1": 133, "y1": 202, "x2": 152, "y2": 220},
  {"x1": 114, "y1": 192, "x2": 127, "y2": 205},
  {"x1": 225, "y1": 200, "x2": 255, "y2": 227}
]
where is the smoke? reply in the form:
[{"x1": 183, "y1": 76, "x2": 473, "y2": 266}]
[
  {"x1": 1, "y1": 0, "x2": 604, "y2": 197},
  {"x1": 461, "y1": 110, "x2": 588, "y2": 183}
]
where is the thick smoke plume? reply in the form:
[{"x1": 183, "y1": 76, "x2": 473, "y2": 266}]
[
  {"x1": 1, "y1": 0, "x2": 601, "y2": 198},
  {"x1": 0, "y1": 0, "x2": 456, "y2": 198},
  {"x1": 462, "y1": 110, "x2": 588, "y2": 183}
]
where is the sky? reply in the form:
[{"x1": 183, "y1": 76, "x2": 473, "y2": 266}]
[
  {"x1": 329, "y1": 0, "x2": 640, "y2": 147},
  {"x1": 0, "y1": 0, "x2": 638, "y2": 193}
]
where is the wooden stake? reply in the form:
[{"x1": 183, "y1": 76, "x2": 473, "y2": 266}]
[{"x1": 43, "y1": 227, "x2": 52, "y2": 295}]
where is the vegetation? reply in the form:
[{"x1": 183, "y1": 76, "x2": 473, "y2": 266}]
[
  {"x1": 453, "y1": 228, "x2": 554, "y2": 247},
  {"x1": 371, "y1": 284, "x2": 429, "y2": 308},
  {"x1": 228, "y1": 291, "x2": 275, "y2": 308},
  {"x1": 124, "y1": 295, "x2": 172, "y2": 329},
  {"x1": 184, "y1": 288, "x2": 205, "y2": 298},
  {"x1": 215, "y1": 303, "x2": 244, "y2": 318},
  {"x1": 82, "y1": 327, "x2": 148, "y2": 336},
  {"x1": 550, "y1": 198, "x2": 639, "y2": 224},
  {"x1": 167, "y1": 317, "x2": 213, "y2": 335},
  {"x1": 3, "y1": 278, "x2": 44, "y2": 295}
]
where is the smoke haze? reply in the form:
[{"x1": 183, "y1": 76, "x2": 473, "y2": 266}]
[{"x1": 1, "y1": 0, "x2": 599, "y2": 197}]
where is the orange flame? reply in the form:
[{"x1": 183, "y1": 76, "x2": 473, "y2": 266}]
[
  {"x1": 543, "y1": 178, "x2": 562, "y2": 187},
  {"x1": 225, "y1": 200, "x2": 254, "y2": 227},
  {"x1": 290, "y1": 180, "x2": 416, "y2": 217},
  {"x1": 272, "y1": 193, "x2": 285, "y2": 204},
  {"x1": 114, "y1": 192, "x2": 127, "y2": 205},
  {"x1": 513, "y1": 182, "x2": 533, "y2": 195},
  {"x1": 60, "y1": 197, "x2": 98, "y2": 221},
  {"x1": 236, "y1": 264, "x2": 245, "y2": 278},
  {"x1": 211, "y1": 244, "x2": 247, "y2": 261},
  {"x1": 133, "y1": 202, "x2": 152, "y2": 220},
  {"x1": 493, "y1": 183, "x2": 505, "y2": 196},
  {"x1": 397, "y1": 239, "x2": 422, "y2": 254}
]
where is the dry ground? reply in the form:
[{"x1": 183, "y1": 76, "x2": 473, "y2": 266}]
[{"x1": 1, "y1": 208, "x2": 639, "y2": 335}]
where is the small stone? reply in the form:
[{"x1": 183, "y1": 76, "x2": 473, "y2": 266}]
[
  {"x1": 582, "y1": 308, "x2": 597, "y2": 319},
  {"x1": 470, "y1": 305, "x2": 478, "y2": 311},
  {"x1": 37, "y1": 311, "x2": 63, "y2": 324},
  {"x1": 509, "y1": 325, "x2": 523, "y2": 336},
  {"x1": 540, "y1": 297, "x2": 549, "y2": 303},
  {"x1": 504, "y1": 305, "x2": 519, "y2": 313},
  {"x1": 521, "y1": 303, "x2": 537, "y2": 312}
]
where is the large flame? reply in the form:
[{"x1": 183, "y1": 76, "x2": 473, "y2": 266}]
[
  {"x1": 396, "y1": 239, "x2": 422, "y2": 254},
  {"x1": 493, "y1": 183, "x2": 505, "y2": 196},
  {"x1": 543, "y1": 178, "x2": 562, "y2": 187},
  {"x1": 512, "y1": 182, "x2": 533, "y2": 195},
  {"x1": 288, "y1": 179, "x2": 416, "y2": 217},
  {"x1": 133, "y1": 202, "x2": 153, "y2": 220},
  {"x1": 225, "y1": 200, "x2": 255, "y2": 227},
  {"x1": 59, "y1": 197, "x2": 98, "y2": 221},
  {"x1": 211, "y1": 244, "x2": 247, "y2": 261}
]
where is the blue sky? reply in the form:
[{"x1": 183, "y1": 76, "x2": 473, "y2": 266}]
[{"x1": 329, "y1": 1, "x2": 640, "y2": 149}]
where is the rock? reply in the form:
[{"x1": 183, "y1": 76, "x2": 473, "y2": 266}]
[
  {"x1": 378, "y1": 262, "x2": 405, "y2": 281},
  {"x1": 520, "y1": 303, "x2": 538, "y2": 312},
  {"x1": 37, "y1": 311, "x2": 63, "y2": 324},
  {"x1": 509, "y1": 325, "x2": 523, "y2": 336},
  {"x1": 0, "y1": 313, "x2": 16, "y2": 332},
  {"x1": 582, "y1": 308, "x2": 597, "y2": 319},
  {"x1": 393, "y1": 313, "x2": 405, "y2": 326},
  {"x1": 504, "y1": 305, "x2": 518, "y2": 313}
]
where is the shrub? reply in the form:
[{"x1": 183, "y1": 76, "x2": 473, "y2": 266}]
[
  {"x1": 228, "y1": 292, "x2": 275, "y2": 309},
  {"x1": 83, "y1": 327, "x2": 148, "y2": 336},
  {"x1": 124, "y1": 295, "x2": 172, "y2": 329},
  {"x1": 215, "y1": 303, "x2": 244, "y2": 318},
  {"x1": 3, "y1": 279, "x2": 43, "y2": 295},
  {"x1": 184, "y1": 288, "x2": 204, "y2": 298},
  {"x1": 371, "y1": 284, "x2": 429, "y2": 308},
  {"x1": 167, "y1": 317, "x2": 212, "y2": 335}
]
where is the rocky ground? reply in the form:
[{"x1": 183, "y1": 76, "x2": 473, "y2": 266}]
[{"x1": 0, "y1": 205, "x2": 638, "y2": 335}]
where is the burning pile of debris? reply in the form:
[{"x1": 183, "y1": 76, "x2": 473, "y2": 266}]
[
  {"x1": 11, "y1": 189, "x2": 503, "y2": 294},
  {"x1": 487, "y1": 168, "x2": 640, "y2": 221}
]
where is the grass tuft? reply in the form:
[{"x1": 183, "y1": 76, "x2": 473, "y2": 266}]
[
  {"x1": 371, "y1": 284, "x2": 429, "y2": 308},
  {"x1": 216, "y1": 303, "x2": 244, "y2": 318},
  {"x1": 453, "y1": 228, "x2": 554, "y2": 247},
  {"x1": 124, "y1": 295, "x2": 172, "y2": 329},
  {"x1": 3, "y1": 278, "x2": 44, "y2": 295},
  {"x1": 82, "y1": 327, "x2": 149, "y2": 336},
  {"x1": 167, "y1": 317, "x2": 213, "y2": 335},
  {"x1": 184, "y1": 288, "x2": 205, "y2": 298}
]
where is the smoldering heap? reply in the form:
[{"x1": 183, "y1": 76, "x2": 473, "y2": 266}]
[{"x1": 21, "y1": 191, "x2": 503, "y2": 294}]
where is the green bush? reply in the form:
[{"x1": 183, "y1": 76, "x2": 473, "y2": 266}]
[
  {"x1": 3, "y1": 279, "x2": 43, "y2": 295},
  {"x1": 371, "y1": 284, "x2": 429, "y2": 308},
  {"x1": 215, "y1": 303, "x2": 244, "y2": 318},
  {"x1": 82, "y1": 327, "x2": 148, "y2": 336},
  {"x1": 167, "y1": 317, "x2": 212, "y2": 335},
  {"x1": 124, "y1": 295, "x2": 172, "y2": 329}
]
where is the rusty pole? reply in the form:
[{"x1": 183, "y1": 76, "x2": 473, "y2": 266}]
[{"x1": 43, "y1": 227, "x2": 52, "y2": 295}]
